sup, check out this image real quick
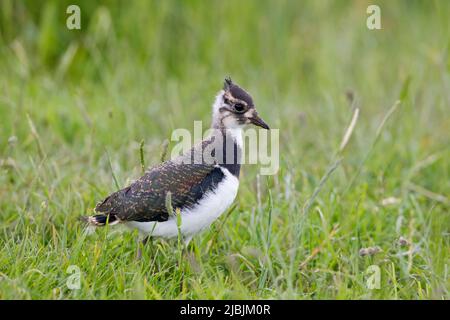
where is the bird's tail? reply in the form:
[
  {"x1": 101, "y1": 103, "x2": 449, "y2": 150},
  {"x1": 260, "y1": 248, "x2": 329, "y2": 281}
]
[{"x1": 80, "y1": 214, "x2": 119, "y2": 227}]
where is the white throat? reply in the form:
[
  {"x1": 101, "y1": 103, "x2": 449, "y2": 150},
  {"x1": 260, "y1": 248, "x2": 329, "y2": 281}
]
[{"x1": 226, "y1": 127, "x2": 243, "y2": 149}]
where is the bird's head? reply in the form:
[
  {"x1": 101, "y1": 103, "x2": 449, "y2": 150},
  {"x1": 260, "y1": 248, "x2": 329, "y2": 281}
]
[{"x1": 212, "y1": 77, "x2": 269, "y2": 130}]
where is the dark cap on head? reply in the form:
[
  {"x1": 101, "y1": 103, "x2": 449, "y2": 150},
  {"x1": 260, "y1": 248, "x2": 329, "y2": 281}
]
[{"x1": 223, "y1": 77, "x2": 254, "y2": 107}]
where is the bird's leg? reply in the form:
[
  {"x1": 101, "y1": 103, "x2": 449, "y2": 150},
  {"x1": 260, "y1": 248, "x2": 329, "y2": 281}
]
[
  {"x1": 177, "y1": 235, "x2": 193, "y2": 293},
  {"x1": 180, "y1": 235, "x2": 195, "y2": 258},
  {"x1": 174, "y1": 235, "x2": 193, "y2": 268},
  {"x1": 183, "y1": 235, "x2": 193, "y2": 249},
  {"x1": 136, "y1": 236, "x2": 150, "y2": 260}
]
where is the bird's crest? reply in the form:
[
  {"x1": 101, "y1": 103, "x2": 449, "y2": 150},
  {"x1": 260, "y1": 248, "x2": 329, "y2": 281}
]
[{"x1": 223, "y1": 76, "x2": 233, "y2": 91}]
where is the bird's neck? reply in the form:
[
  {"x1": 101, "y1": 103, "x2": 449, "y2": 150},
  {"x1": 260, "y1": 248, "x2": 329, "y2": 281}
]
[
  {"x1": 209, "y1": 93, "x2": 242, "y2": 177},
  {"x1": 210, "y1": 127, "x2": 242, "y2": 177},
  {"x1": 212, "y1": 127, "x2": 242, "y2": 148}
]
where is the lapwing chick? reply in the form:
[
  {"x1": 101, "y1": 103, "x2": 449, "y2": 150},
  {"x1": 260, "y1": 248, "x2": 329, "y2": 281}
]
[{"x1": 83, "y1": 78, "x2": 269, "y2": 252}]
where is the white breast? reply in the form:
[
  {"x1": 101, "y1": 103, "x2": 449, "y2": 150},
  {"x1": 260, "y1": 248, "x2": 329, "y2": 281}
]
[{"x1": 126, "y1": 167, "x2": 239, "y2": 241}]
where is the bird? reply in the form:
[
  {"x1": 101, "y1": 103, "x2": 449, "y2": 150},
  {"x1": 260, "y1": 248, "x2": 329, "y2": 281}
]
[{"x1": 82, "y1": 77, "x2": 269, "y2": 254}]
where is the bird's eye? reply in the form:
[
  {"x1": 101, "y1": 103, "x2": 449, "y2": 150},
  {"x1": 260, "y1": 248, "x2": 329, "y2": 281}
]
[{"x1": 234, "y1": 103, "x2": 246, "y2": 113}]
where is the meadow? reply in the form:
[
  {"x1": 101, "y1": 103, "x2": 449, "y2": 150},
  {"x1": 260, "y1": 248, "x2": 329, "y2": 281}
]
[{"x1": 0, "y1": 0, "x2": 448, "y2": 299}]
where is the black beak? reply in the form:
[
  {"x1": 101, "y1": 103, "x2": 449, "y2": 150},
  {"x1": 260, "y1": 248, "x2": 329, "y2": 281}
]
[{"x1": 249, "y1": 112, "x2": 270, "y2": 130}]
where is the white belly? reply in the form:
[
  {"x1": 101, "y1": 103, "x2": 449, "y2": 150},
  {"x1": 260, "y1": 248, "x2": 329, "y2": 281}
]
[{"x1": 126, "y1": 167, "x2": 239, "y2": 240}]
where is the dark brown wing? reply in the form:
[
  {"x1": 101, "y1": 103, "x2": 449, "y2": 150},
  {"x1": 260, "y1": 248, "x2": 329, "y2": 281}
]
[{"x1": 94, "y1": 160, "x2": 224, "y2": 222}]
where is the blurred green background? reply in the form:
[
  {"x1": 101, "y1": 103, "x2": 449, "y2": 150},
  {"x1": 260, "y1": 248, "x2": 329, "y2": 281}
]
[{"x1": 0, "y1": 0, "x2": 448, "y2": 299}]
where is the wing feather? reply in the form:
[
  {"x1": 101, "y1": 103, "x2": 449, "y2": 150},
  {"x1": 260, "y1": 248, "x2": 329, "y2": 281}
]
[{"x1": 95, "y1": 160, "x2": 223, "y2": 222}]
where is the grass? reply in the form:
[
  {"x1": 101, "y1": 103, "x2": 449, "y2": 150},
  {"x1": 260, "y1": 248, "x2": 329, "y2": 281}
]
[{"x1": 0, "y1": 0, "x2": 449, "y2": 299}]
